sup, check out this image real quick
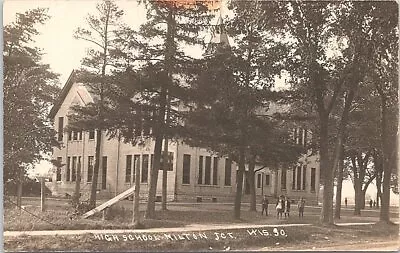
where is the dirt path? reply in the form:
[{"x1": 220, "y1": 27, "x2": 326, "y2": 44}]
[
  {"x1": 250, "y1": 238, "x2": 400, "y2": 251},
  {"x1": 314, "y1": 240, "x2": 399, "y2": 251}
]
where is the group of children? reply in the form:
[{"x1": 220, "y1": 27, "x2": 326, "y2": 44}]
[{"x1": 261, "y1": 195, "x2": 306, "y2": 219}]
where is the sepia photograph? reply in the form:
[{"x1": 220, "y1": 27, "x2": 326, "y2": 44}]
[{"x1": 3, "y1": 0, "x2": 399, "y2": 251}]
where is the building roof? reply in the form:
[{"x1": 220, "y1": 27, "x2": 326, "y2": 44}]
[{"x1": 48, "y1": 70, "x2": 76, "y2": 119}]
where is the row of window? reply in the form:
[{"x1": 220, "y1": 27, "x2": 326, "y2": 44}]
[
  {"x1": 67, "y1": 130, "x2": 96, "y2": 141},
  {"x1": 181, "y1": 155, "x2": 233, "y2": 186},
  {"x1": 292, "y1": 165, "x2": 306, "y2": 190},
  {"x1": 55, "y1": 154, "x2": 316, "y2": 192},
  {"x1": 57, "y1": 116, "x2": 152, "y2": 142},
  {"x1": 57, "y1": 116, "x2": 96, "y2": 142},
  {"x1": 281, "y1": 167, "x2": 316, "y2": 192},
  {"x1": 256, "y1": 174, "x2": 270, "y2": 188},
  {"x1": 125, "y1": 152, "x2": 173, "y2": 184},
  {"x1": 56, "y1": 156, "x2": 108, "y2": 189},
  {"x1": 292, "y1": 128, "x2": 309, "y2": 148}
]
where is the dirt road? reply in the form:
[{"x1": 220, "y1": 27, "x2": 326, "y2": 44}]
[{"x1": 254, "y1": 239, "x2": 400, "y2": 251}]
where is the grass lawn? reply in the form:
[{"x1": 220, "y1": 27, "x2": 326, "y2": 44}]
[
  {"x1": 4, "y1": 197, "x2": 399, "y2": 251},
  {"x1": 4, "y1": 223, "x2": 399, "y2": 251},
  {"x1": 4, "y1": 197, "x2": 398, "y2": 231}
]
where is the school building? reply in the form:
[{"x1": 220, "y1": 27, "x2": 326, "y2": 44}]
[{"x1": 47, "y1": 70, "x2": 320, "y2": 204}]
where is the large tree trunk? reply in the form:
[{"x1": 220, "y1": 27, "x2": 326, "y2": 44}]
[
  {"x1": 248, "y1": 155, "x2": 256, "y2": 212},
  {"x1": 376, "y1": 173, "x2": 382, "y2": 208},
  {"x1": 146, "y1": 79, "x2": 167, "y2": 219},
  {"x1": 16, "y1": 166, "x2": 23, "y2": 211},
  {"x1": 133, "y1": 158, "x2": 142, "y2": 227},
  {"x1": 146, "y1": 133, "x2": 163, "y2": 219},
  {"x1": 320, "y1": 118, "x2": 335, "y2": 225},
  {"x1": 73, "y1": 160, "x2": 81, "y2": 205},
  {"x1": 334, "y1": 146, "x2": 344, "y2": 219},
  {"x1": 89, "y1": 129, "x2": 102, "y2": 208},
  {"x1": 234, "y1": 148, "x2": 245, "y2": 220},
  {"x1": 162, "y1": 136, "x2": 169, "y2": 211},
  {"x1": 379, "y1": 95, "x2": 391, "y2": 222},
  {"x1": 322, "y1": 88, "x2": 355, "y2": 224},
  {"x1": 361, "y1": 189, "x2": 367, "y2": 209},
  {"x1": 147, "y1": 6, "x2": 175, "y2": 218},
  {"x1": 374, "y1": 153, "x2": 383, "y2": 208},
  {"x1": 353, "y1": 178, "x2": 362, "y2": 216}
]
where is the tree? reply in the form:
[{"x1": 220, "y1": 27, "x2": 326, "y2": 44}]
[
  {"x1": 184, "y1": 1, "x2": 303, "y2": 219},
  {"x1": 343, "y1": 82, "x2": 383, "y2": 215},
  {"x1": 73, "y1": 0, "x2": 213, "y2": 218},
  {"x1": 369, "y1": 2, "x2": 398, "y2": 221},
  {"x1": 4, "y1": 8, "x2": 60, "y2": 207},
  {"x1": 71, "y1": 0, "x2": 124, "y2": 208},
  {"x1": 274, "y1": 1, "x2": 396, "y2": 224},
  {"x1": 136, "y1": 1, "x2": 213, "y2": 218}
]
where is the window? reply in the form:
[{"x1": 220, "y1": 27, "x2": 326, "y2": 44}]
[
  {"x1": 78, "y1": 131, "x2": 82, "y2": 140},
  {"x1": 257, "y1": 174, "x2": 261, "y2": 188},
  {"x1": 73, "y1": 131, "x2": 78, "y2": 140},
  {"x1": 303, "y1": 130, "x2": 308, "y2": 148},
  {"x1": 182, "y1": 154, "x2": 191, "y2": 184},
  {"x1": 265, "y1": 174, "x2": 270, "y2": 186},
  {"x1": 297, "y1": 166, "x2": 302, "y2": 190},
  {"x1": 292, "y1": 168, "x2": 296, "y2": 190},
  {"x1": 302, "y1": 165, "x2": 307, "y2": 190},
  {"x1": 311, "y1": 168, "x2": 316, "y2": 192},
  {"x1": 89, "y1": 130, "x2": 95, "y2": 140},
  {"x1": 77, "y1": 156, "x2": 81, "y2": 181},
  {"x1": 297, "y1": 128, "x2": 303, "y2": 145},
  {"x1": 205, "y1": 156, "x2": 211, "y2": 185},
  {"x1": 102, "y1": 156, "x2": 107, "y2": 189},
  {"x1": 224, "y1": 159, "x2": 232, "y2": 186},
  {"x1": 66, "y1": 157, "x2": 71, "y2": 181},
  {"x1": 151, "y1": 154, "x2": 154, "y2": 171},
  {"x1": 125, "y1": 155, "x2": 132, "y2": 183},
  {"x1": 143, "y1": 119, "x2": 151, "y2": 136},
  {"x1": 87, "y1": 156, "x2": 94, "y2": 182},
  {"x1": 57, "y1": 117, "x2": 64, "y2": 141},
  {"x1": 56, "y1": 157, "x2": 62, "y2": 181},
  {"x1": 198, "y1": 156, "x2": 203, "y2": 184},
  {"x1": 281, "y1": 169, "x2": 286, "y2": 190},
  {"x1": 133, "y1": 155, "x2": 140, "y2": 183},
  {"x1": 293, "y1": 128, "x2": 297, "y2": 143},
  {"x1": 212, "y1": 157, "x2": 218, "y2": 185},
  {"x1": 160, "y1": 152, "x2": 173, "y2": 171},
  {"x1": 68, "y1": 131, "x2": 72, "y2": 141},
  {"x1": 141, "y1": 154, "x2": 149, "y2": 183},
  {"x1": 71, "y1": 156, "x2": 77, "y2": 182}
]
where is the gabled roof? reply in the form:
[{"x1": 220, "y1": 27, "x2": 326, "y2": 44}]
[{"x1": 48, "y1": 70, "x2": 76, "y2": 119}]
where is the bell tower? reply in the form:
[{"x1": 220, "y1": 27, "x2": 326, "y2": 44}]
[{"x1": 204, "y1": 14, "x2": 230, "y2": 57}]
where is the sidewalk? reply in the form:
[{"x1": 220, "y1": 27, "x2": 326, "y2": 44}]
[{"x1": 4, "y1": 221, "x2": 387, "y2": 237}]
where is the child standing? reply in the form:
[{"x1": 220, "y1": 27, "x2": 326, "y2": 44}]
[
  {"x1": 261, "y1": 195, "x2": 269, "y2": 216},
  {"x1": 298, "y1": 197, "x2": 305, "y2": 218}
]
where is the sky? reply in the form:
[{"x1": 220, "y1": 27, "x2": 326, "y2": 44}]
[
  {"x1": 4, "y1": 1, "x2": 397, "y2": 204},
  {"x1": 4, "y1": 0, "x2": 148, "y2": 85},
  {"x1": 3, "y1": 0, "x2": 224, "y2": 174}
]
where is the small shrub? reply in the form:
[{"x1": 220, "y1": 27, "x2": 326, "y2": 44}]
[
  {"x1": 105, "y1": 205, "x2": 132, "y2": 220},
  {"x1": 70, "y1": 199, "x2": 92, "y2": 217}
]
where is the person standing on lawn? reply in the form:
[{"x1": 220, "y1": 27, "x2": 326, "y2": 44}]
[
  {"x1": 261, "y1": 195, "x2": 269, "y2": 216},
  {"x1": 345, "y1": 197, "x2": 348, "y2": 208},
  {"x1": 284, "y1": 196, "x2": 291, "y2": 218},
  {"x1": 298, "y1": 197, "x2": 305, "y2": 218},
  {"x1": 276, "y1": 196, "x2": 284, "y2": 219},
  {"x1": 369, "y1": 199, "x2": 373, "y2": 208}
]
